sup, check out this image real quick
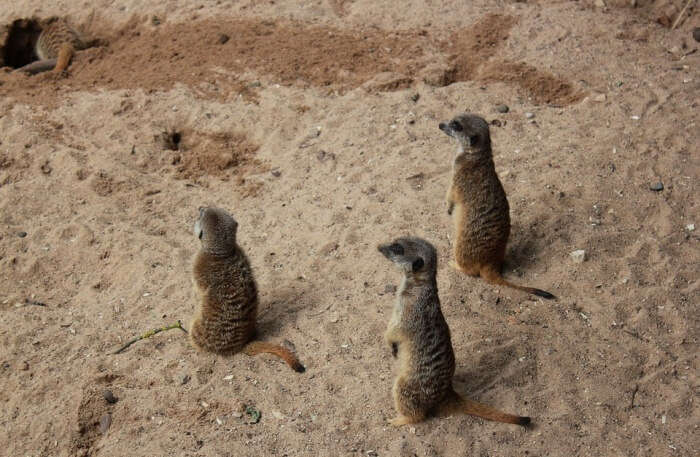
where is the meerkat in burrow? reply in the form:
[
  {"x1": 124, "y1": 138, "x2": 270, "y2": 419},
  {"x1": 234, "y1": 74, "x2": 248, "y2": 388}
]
[
  {"x1": 16, "y1": 17, "x2": 88, "y2": 74},
  {"x1": 439, "y1": 113, "x2": 555, "y2": 299},
  {"x1": 190, "y1": 206, "x2": 305, "y2": 372},
  {"x1": 378, "y1": 236, "x2": 531, "y2": 426}
]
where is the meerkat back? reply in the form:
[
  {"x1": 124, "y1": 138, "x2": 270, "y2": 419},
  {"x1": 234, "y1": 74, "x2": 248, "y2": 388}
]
[
  {"x1": 189, "y1": 206, "x2": 305, "y2": 372},
  {"x1": 35, "y1": 18, "x2": 86, "y2": 71},
  {"x1": 190, "y1": 207, "x2": 257, "y2": 354}
]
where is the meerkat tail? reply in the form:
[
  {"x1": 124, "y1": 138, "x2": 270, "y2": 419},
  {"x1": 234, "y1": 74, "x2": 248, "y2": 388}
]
[
  {"x1": 15, "y1": 59, "x2": 58, "y2": 75},
  {"x1": 481, "y1": 268, "x2": 555, "y2": 300},
  {"x1": 441, "y1": 390, "x2": 530, "y2": 426},
  {"x1": 242, "y1": 341, "x2": 305, "y2": 373},
  {"x1": 54, "y1": 43, "x2": 74, "y2": 72}
]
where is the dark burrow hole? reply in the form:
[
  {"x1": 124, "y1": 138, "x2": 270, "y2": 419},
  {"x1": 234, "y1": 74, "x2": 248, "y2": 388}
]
[
  {"x1": 162, "y1": 130, "x2": 182, "y2": 151},
  {"x1": 1, "y1": 18, "x2": 43, "y2": 69}
]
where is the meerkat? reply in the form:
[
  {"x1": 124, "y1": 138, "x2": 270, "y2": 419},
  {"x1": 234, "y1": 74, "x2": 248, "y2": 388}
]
[
  {"x1": 378, "y1": 236, "x2": 531, "y2": 427},
  {"x1": 16, "y1": 17, "x2": 87, "y2": 74},
  {"x1": 190, "y1": 206, "x2": 305, "y2": 373},
  {"x1": 439, "y1": 113, "x2": 555, "y2": 300}
]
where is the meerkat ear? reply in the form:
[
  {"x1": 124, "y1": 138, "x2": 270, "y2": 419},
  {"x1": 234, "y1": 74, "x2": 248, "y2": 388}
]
[
  {"x1": 468, "y1": 135, "x2": 478, "y2": 146},
  {"x1": 412, "y1": 257, "x2": 424, "y2": 272}
]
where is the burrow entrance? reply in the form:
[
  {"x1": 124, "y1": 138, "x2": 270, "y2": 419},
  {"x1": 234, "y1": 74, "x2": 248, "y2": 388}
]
[{"x1": 0, "y1": 18, "x2": 43, "y2": 69}]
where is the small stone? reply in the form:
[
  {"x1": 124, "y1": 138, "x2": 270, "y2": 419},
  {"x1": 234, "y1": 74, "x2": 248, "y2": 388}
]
[
  {"x1": 525, "y1": 112, "x2": 535, "y2": 119},
  {"x1": 271, "y1": 410, "x2": 284, "y2": 420},
  {"x1": 99, "y1": 413, "x2": 112, "y2": 434},
  {"x1": 694, "y1": 27, "x2": 700, "y2": 43},
  {"x1": 103, "y1": 390, "x2": 118, "y2": 404},
  {"x1": 271, "y1": 170, "x2": 282, "y2": 177},
  {"x1": 17, "y1": 231, "x2": 27, "y2": 238},
  {"x1": 686, "y1": 224, "x2": 695, "y2": 232},
  {"x1": 217, "y1": 33, "x2": 230, "y2": 44},
  {"x1": 151, "y1": 16, "x2": 161, "y2": 26},
  {"x1": 383, "y1": 284, "x2": 397, "y2": 294},
  {"x1": 570, "y1": 250, "x2": 586, "y2": 263},
  {"x1": 649, "y1": 182, "x2": 664, "y2": 191},
  {"x1": 231, "y1": 411, "x2": 243, "y2": 418},
  {"x1": 223, "y1": 374, "x2": 233, "y2": 381},
  {"x1": 495, "y1": 104, "x2": 509, "y2": 113},
  {"x1": 594, "y1": 0, "x2": 605, "y2": 7},
  {"x1": 179, "y1": 374, "x2": 191, "y2": 385},
  {"x1": 490, "y1": 119, "x2": 502, "y2": 127},
  {"x1": 215, "y1": 417, "x2": 224, "y2": 425},
  {"x1": 593, "y1": 93, "x2": 606, "y2": 102},
  {"x1": 410, "y1": 93, "x2": 420, "y2": 103}
]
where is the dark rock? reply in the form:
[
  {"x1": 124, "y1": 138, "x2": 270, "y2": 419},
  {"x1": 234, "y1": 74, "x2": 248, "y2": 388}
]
[
  {"x1": 650, "y1": 182, "x2": 664, "y2": 191},
  {"x1": 17, "y1": 231, "x2": 27, "y2": 238},
  {"x1": 496, "y1": 104, "x2": 509, "y2": 113},
  {"x1": 99, "y1": 413, "x2": 112, "y2": 434},
  {"x1": 693, "y1": 27, "x2": 700, "y2": 43},
  {"x1": 217, "y1": 33, "x2": 230, "y2": 45},
  {"x1": 103, "y1": 390, "x2": 118, "y2": 404}
]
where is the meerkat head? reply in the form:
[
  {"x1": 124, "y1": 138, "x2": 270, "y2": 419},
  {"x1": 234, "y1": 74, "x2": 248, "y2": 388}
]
[
  {"x1": 194, "y1": 206, "x2": 239, "y2": 255},
  {"x1": 377, "y1": 237, "x2": 437, "y2": 279},
  {"x1": 438, "y1": 113, "x2": 492, "y2": 155}
]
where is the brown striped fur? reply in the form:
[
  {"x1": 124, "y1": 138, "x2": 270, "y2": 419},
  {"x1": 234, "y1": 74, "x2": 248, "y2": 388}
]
[
  {"x1": 378, "y1": 237, "x2": 530, "y2": 426},
  {"x1": 35, "y1": 17, "x2": 86, "y2": 72},
  {"x1": 190, "y1": 207, "x2": 304, "y2": 373},
  {"x1": 440, "y1": 113, "x2": 555, "y2": 300}
]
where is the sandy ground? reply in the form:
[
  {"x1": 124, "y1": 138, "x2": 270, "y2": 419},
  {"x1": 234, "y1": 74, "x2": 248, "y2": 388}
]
[{"x1": 0, "y1": 1, "x2": 698, "y2": 456}]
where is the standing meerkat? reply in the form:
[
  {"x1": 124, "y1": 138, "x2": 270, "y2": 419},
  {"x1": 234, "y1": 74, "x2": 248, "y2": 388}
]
[
  {"x1": 439, "y1": 113, "x2": 555, "y2": 299},
  {"x1": 378, "y1": 236, "x2": 531, "y2": 427},
  {"x1": 16, "y1": 17, "x2": 88, "y2": 74},
  {"x1": 190, "y1": 206, "x2": 305, "y2": 373}
]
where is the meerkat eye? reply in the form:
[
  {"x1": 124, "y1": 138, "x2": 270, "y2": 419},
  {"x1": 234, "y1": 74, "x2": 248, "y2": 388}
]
[
  {"x1": 450, "y1": 121, "x2": 463, "y2": 132},
  {"x1": 412, "y1": 257, "x2": 424, "y2": 272},
  {"x1": 468, "y1": 134, "x2": 478, "y2": 146}
]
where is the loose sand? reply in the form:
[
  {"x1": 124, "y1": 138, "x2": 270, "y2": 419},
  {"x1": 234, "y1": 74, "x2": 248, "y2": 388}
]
[{"x1": 0, "y1": 1, "x2": 697, "y2": 456}]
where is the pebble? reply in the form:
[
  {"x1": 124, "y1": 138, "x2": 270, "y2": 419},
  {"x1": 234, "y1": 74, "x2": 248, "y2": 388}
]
[
  {"x1": 495, "y1": 104, "x2": 509, "y2": 113},
  {"x1": 525, "y1": 112, "x2": 535, "y2": 119},
  {"x1": 17, "y1": 231, "x2": 27, "y2": 238},
  {"x1": 103, "y1": 390, "x2": 118, "y2": 404},
  {"x1": 271, "y1": 410, "x2": 284, "y2": 420},
  {"x1": 231, "y1": 411, "x2": 243, "y2": 418},
  {"x1": 410, "y1": 93, "x2": 420, "y2": 103},
  {"x1": 217, "y1": 34, "x2": 230, "y2": 44},
  {"x1": 99, "y1": 413, "x2": 112, "y2": 434},
  {"x1": 694, "y1": 27, "x2": 700, "y2": 43},
  {"x1": 223, "y1": 374, "x2": 234, "y2": 381},
  {"x1": 593, "y1": 93, "x2": 606, "y2": 102},
  {"x1": 570, "y1": 250, "x2": 586, "y2": 263},
  {"x1": 215, "y1": 417, "x2": 224, "y2": 425},
  {"x1": 383, "y1": 284, "x2": 397, "y2": 294},
  {"x1": 649, "y1": 182, "x2": 664, "y2": 191},
  {"x1": 271, "y1": 170, "x2": 282, "y2": 177},
  {"x1": 594, "y1": 0, "x2": 605, "y2": 7},
  {"x1": 490, "y1": 119, "x2": 502, "y2": 127},
  {"x1": 686, "y1": 224, "x2": 695, "y2": 232},
  {"x1": 179, "y1": 374, "x2": 191, "y2": 385}
]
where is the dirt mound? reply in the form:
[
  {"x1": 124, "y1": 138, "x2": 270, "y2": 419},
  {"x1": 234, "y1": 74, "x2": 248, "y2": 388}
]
[{"x1": 0, "y1": 15, "x2": 583, "y2": 107}]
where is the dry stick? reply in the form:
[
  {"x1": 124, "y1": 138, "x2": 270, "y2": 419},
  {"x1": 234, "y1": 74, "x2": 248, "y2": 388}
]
[
  {"x1": 672, "y1": 0, "x2": 695, "y2": 30},
  {"x1": 113, "y1": 320, "x2": 187, "y2": 354}
]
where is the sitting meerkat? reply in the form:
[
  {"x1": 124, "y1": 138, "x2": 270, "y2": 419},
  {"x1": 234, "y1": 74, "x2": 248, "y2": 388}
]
[
  {"x1": 16, "y1": 17, "x2": 88, "y2": 74},
  {"x1": 439, "y1": 113, "x2": 555, "y2": 299},
  {"x1": 378, "y1": 236, "x2": 531, "y2": 427},
  {"x1": 190, "y1": 206, "x2": 305, "y2": 373}
]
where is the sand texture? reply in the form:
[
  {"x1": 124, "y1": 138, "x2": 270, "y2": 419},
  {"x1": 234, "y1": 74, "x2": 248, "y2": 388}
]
[{"x1": 0, "y1": 1, "x2": 698, "y2": 456}]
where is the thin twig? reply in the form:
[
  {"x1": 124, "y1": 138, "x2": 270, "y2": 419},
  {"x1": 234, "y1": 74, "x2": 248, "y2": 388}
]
[
  {"x1": 113, "y1": 320, "x2": 187, "y2": 354},
  {"x1": 672, "y1": 0, "x2": 694, "y2": 30},
  {"x1": 25, "y1": 298, "x2": 47, "y2": 307}
]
